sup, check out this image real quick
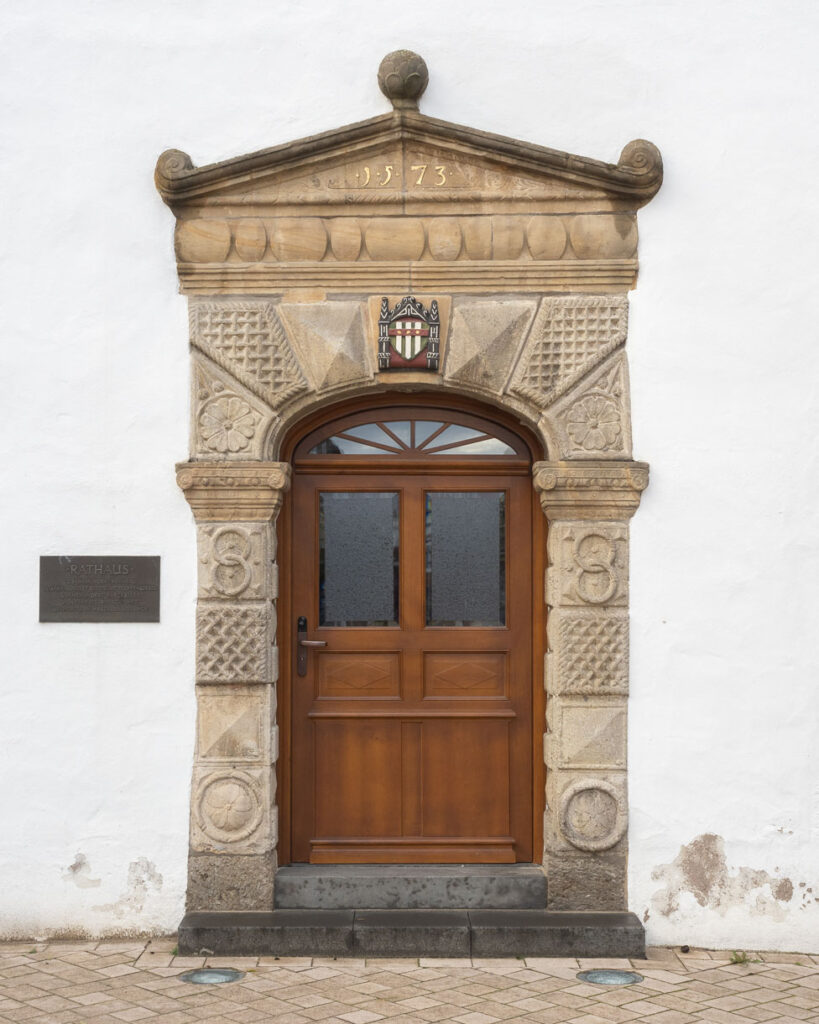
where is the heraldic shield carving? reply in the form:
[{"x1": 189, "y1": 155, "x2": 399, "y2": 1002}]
[{"x1": 378, "y1": 296, "x2": 440, "y2": 371}]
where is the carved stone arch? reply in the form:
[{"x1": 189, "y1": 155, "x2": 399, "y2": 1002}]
[{"x1": 166, "y1": 51, "x2": 659, "y2": 923}]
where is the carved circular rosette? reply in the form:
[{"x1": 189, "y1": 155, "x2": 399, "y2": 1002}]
[
  {"x1": 559, "y1": 779, "x2": 627, "y2": 852},
  {"x1": 198, "y1": 395, "x2": 258, "y2": 455},
  {"x1": 377, "y1": 50, "x2": 429, "y2": 110},
  {"x1": 195, "y1": 770, "x2": 264, "y2": 844},
  {"x1": 566, "y1": 394, "x2": 623, "y2": 453}
]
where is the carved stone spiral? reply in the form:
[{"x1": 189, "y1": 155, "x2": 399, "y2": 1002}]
[
  {"x1": 155, "y1": 148, "x2": 194, "y2": 195},
  {"x1": 617, "y1": 139, "x2": 663, "y2": 194},
  {"x1": 378, "y1": 50, "x2": 429, "y2": 110}
]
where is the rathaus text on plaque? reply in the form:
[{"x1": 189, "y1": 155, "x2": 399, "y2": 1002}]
[{"x1": 39, "y1": 557, "x2": 160, "y2": 622}]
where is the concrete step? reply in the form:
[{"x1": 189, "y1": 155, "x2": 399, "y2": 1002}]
[
  {"x1": 178, "y1": 909, "x2": 645, "y2": 958},
  {"x1": 273, "y1": 863, "x2": 548, "y2": 910}
]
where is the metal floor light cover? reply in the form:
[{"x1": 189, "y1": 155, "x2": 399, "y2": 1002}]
[
  {"x1": 179, "y1": 967, "x2": 245, "y2": 985},
  {"x1": 577, "y1": 969, "x2": 644, "y2": 986}
]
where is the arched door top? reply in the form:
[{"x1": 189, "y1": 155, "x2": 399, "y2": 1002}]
[
  {"x1": 295, "y1": 405, "x2": 530, "y2": 462},
  {"x1": 286, "y1": 395, "x2": 540, "y2": 469}
]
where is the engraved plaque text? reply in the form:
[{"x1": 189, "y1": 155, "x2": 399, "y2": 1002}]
[{"x1": 39, "y1": 556, "x2": 160, "y2": 622}]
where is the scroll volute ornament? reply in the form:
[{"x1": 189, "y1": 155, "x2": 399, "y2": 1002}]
[
  {"x1": 533, "y1": 460, "x2": 649, "y2": 521},
  {"x1": 176, "y1": 462, "x2": 292, "y2": 522}
]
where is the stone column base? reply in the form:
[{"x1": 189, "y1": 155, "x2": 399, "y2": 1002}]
[
  {"x1": 543, "y1": 849, "x2": 628, "y2": 911},
  {"x1": 187, "y1": 852, "x2": 276, "y2": 913}
]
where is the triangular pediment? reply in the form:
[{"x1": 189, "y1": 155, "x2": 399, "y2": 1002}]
[
  {"x1": 157, "y1": 56, "x2": 661, "y2": 296},
  {"x1": 156, "y1": 111, "x2": 662, "y2": 217}
]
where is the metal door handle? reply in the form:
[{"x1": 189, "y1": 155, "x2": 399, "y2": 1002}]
[{"x1": 297, "y1": 616, "x2": 326, "y2": 676}]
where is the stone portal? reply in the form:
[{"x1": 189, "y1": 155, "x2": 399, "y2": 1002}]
[{"x1": 158, "y1": 49, "x2": 661, "y2": 925}]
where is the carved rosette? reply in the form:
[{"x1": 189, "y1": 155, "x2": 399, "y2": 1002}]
[
  {"x1": 558, "y1": 778, "x2": 628, "y2": 852},
  {"x1": 543, "y1": 353, "x2": 632, "y2": 460},
  {"x1": 192, "y1": 361, "x2": 275, "y2": 461},
  {"x1": 190, "y1": 766, "x2": 274, "y2": 853}
]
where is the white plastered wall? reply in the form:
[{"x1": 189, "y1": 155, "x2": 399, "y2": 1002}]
[{"x1": 1, "y1": 0, "x2": 817, "y2": 950}]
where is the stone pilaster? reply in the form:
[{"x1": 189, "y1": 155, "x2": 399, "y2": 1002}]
[
  {"x1": 177, "y1": 462, "x2": 291, "y2": 912},
  {"x1": 533, "y1": 460, "x2": 648, "y2": 910}
]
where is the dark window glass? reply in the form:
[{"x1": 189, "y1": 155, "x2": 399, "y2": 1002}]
[
  {"x1": 319, "y1": 492, "x2": 399, "y2": 626},
  {"x1": 425, "y1": 491, "x2": 506, "y2": 626},
  {"x1": 309, "y1": 418, "x2": 516, "y2": 456}
]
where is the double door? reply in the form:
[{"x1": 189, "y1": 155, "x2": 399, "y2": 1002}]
[{"x1": 291, "y1": 467, "x2": 533, "y2": 863}]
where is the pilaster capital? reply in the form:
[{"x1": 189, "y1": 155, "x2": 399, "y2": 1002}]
[
  {"x1": 533, "y1": 460, "x2": 649, "y2": 521},
  {"x1": 176, "y1": 461, "x2": 292, "y2": 522}
]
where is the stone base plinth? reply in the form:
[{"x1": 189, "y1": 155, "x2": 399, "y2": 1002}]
[
  {"x1": 543, "y1": 850, "x2": 627, "y2": 911},
  {"x1": 187, "y1": 853, "x2": 276, "y2": 913}
]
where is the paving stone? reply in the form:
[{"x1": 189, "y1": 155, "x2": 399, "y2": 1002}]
[{"x1": 2, "y1": 945, "x2": 819, "y2": 1023}]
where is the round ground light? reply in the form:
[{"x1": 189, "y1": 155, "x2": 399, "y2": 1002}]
[
  {"x1": 577, "y1": 969, "x2": 644, "y2": 986},
  {"x1": 179, "y1": 968, "x2": 245, "y2": 985}
]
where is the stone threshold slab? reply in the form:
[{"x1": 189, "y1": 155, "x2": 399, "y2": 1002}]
[
  {"x1": 178, "y1": 909, "x2": 644, "y2": 958},
  {"x1": 273, "y1": 863, "x2": 548, "y2": 909}
]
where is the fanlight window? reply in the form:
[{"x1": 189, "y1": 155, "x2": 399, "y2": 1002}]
[{"x1": 304, "y1": 415, "x2": 522, "y2": 457}]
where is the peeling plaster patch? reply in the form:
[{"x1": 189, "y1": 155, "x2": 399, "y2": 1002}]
[
  {"x1": 651, "y1": 833, "x2": 796, "y2": 922},
  {"x1": 61, "y1": 853, "x2": 100, "y2": 889},
  {"x1": 92, "y1": 858, "x2": 162, "y2": 918},
  {"x1": 773, "y1": 878, "x2": 794, "y2": 902}
]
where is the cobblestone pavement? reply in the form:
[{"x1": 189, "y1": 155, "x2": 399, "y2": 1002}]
[{"x1": 1, "y1": 940, "x2": 818, "y2": 1024}]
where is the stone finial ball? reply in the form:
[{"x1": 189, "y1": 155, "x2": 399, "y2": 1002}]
[{"x1": 378, "y1": 50, "x2": 429, "y2": 110}]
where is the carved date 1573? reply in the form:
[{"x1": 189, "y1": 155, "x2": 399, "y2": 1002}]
[{"x1": 353, "y1": 163, "x2": 453, "y2": 188}]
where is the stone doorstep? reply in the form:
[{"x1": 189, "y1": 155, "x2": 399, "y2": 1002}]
[
  {"x1": 273, "y1": 863, "x2": 548, "y2": 910},
  {"x1": 178, "y1": 909, "x2": 644, "y2": 959}
]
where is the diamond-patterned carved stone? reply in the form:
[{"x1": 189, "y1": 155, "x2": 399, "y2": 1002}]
[
  {"x1": 553, "y1": 613, "x2": 629, "y2": 695},
  {"x1": 190, "y1": 301, "x2": 308, "y2": 410},
  {"x1": 196, "y1": 605, "x2": 269, "y2": 682},
  {"x1": 510, "y1": 296, "x2": 627, "y2": 408}
]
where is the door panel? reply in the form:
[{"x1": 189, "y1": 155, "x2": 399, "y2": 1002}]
[
  {"x1": 292, "y1": 468, "x2": 532, "y2": 863},
  {"x1": 317, "y1": 651, "x2": 402, "y2": 699},
  {"x1": 423, "y1": 651, "x2": 507, "y2": 699},
  {"x1": 314, "y1": 719, "x2": 402, "y2": 836},
  {"x1": 420, "y1": 719, "x2": 511, "y2": 837}
]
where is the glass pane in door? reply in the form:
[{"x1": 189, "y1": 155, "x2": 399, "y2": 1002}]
[
  {"x1": 425, "y1": 491, "x2": 506, "y2": 626},
  {"x1": 320, "y1": 492, "x2": 399, "y2": 626}
]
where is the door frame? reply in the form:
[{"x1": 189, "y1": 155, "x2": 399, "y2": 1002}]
[{"x1": 276, "y1": 392, "x2": 546, "y2": 865}]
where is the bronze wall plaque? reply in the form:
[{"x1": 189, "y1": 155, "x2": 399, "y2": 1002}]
[{"x1": 39, "y1": 556, "x2": 160, "y2": 622}]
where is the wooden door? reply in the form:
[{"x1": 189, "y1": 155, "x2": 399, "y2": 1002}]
[{"x1": 289, "y1": 409, "x2": 534, "y2": 863}]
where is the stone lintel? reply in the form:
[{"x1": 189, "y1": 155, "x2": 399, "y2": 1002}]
[
  {"x1": 177, "y1": 461, "x2": 292, "y2": 522},
  {"x1": 533, "y1": 459, "x2": 648, "y2": 521}
]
